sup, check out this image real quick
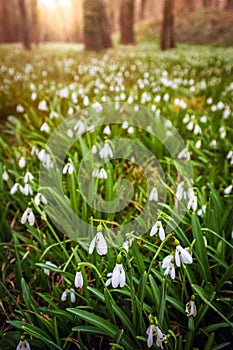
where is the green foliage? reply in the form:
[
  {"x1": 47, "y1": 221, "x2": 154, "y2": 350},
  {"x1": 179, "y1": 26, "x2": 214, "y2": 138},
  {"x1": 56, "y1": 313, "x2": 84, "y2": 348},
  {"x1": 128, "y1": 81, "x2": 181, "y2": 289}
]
[{"x1": 0, "y1": 43, "x2": 232, "y2": 350}]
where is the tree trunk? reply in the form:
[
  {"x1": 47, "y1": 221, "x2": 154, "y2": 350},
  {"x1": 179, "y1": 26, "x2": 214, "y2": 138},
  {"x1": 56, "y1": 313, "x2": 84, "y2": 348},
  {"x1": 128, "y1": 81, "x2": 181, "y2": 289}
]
[
  {"x1": 140, "y1": 0, "x2": 147, "y2": 19},
  {"x1": 31, "y1": 0, "x2": 39, "y2": 44},
  {"x1": 225, "y1": 0, "x2": 233, "y2": 10},
  {"x1": 18, "y1": 0, "x2": 31, "y2": 49},
  {"x1": 203, "y1": 0, "x2": 212, "y2": 7},
  {"x1": 186, "y1": 0, "x2": 195, "y2": 11},
  {"x1": 160, "y1": 0, "x2": 175, "y2": 51},
  {"x1": 83, "y1": 0, "x2": 112, "y2": 51},
  {"x1": 120, "y1": 0, "x2": 135, "y2": 44},
  {"x1": 0, "y1": 0, "x2": 18, "y2": 42}
]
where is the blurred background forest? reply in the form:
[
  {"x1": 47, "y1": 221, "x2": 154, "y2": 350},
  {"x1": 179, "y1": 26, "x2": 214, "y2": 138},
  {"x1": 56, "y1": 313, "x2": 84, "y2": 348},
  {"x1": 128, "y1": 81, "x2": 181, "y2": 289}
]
[{"x1": 0, "y1": 0, "x2": 233, "y2": 51}]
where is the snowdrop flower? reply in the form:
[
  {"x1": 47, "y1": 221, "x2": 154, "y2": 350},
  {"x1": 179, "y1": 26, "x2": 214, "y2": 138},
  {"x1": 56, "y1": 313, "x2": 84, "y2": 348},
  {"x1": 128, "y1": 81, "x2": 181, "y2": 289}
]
[
  {"x1": 63, "y1": 162, "x2": 74, "y2": 174},
  {"x1": 34, "y1": 192, "x2": 47, "y2": 206},
  {"x1": 175, "y1": 242, "x2": 193, "y2": 267},
  {"x1": 61, "y1": 288, "x2": 76, "y2": 303},
  {"x1": 10, "y1": 183, "x2": 22, "y2": 195},
  {"x1": 57, "y1": 87, "x2": 69, "y2": 98},
  {"x1": 99, "y1": 142, "x2": 113, "y2": 159},
  {"x1": 2, "y1": 170, "x2": 9, "y2": 181},
  {"x1": 122, "y1": 232, "x2": 134, "y2": 252},
  {"x1": 224, "y1": 184, "x2": 232, "y2": 195},
  {"x1": 83, "y1": 96, "x2": 89, "y2": 106},
  {"x1": 195, "y1": 140, "x2": 202, "y2": 149},
  {"x1": 31, "y1": 91, "x2": 37, "y2": 101},
  {"x1": 219, "y1": 126, "x2": 226, "y2": 139},
  {"x1": 127, "y1": 126, "x2": 134, "y2": 134},
  {"x1": 146, "y1": 319, "x2": 165, "y2": 349},
  {"x1": 92, "y1": 168, "x2": 108, "y2": 179},
  {"x1": 185, "y1": 296, "x2": 197, "y2": 317},
  {"x1": 68, "y1": 107, "x2": 74, "y2": 116},
  {"x1": 150, "y1": 220, "x2": 165, "y2": 241},
  {"x1": 16, "y1": 336, "x2": 31, "y2": 350},
  {"x1": 197, "y1": 204, "x2": 206, "y2": 216},
  {"x1": 176, "y1": 181, "x2": 194, "y2": 202},
  {"x1": 18, "y1": 157, "x2": 26, "y2": 168},
  {"x1": 103, "y1": 125, "x2": 111, "y2": 135},
  {"x1": 149, "y1": 187, "x2": 158, "y2": 201},
  {"x1": 209, "y1": 139, "x2": 217, "y2": 148},
  {"x1": 177, "y1": 148, "x2": 190, "y2": 160},
  {"x1": 122, "y1": 121, "x2": 129, "y2": 129},
  {"x1": 162, "y1": 255, "x2": 175, "y2": 279},
  {"x1": 67, "y1": 129, "x2": 74, "y2": 138},
  {"x1": 163, "y1": 93, "x2": 169, "y2": 102},
  {"x1": 43, "y1": 261, "x2": 58, "y2": 276},
  {"x1": 186, "y1": 121, "x2": 194, "y2": 131},
  {"x1": 106, "y1": 255, "x2": 126, "y2": 288},
  {"x1": 21, "y1": 207, "x2": 35, "y2": 226},
  {"x1": 22, "y1": 183, "x2": 33, "y2": 196},
  {"x1": 187, "y1": 195, "x2": 197, "y2": 211},
  {"x1": 226, "y1": 150, "x2": 233, "y2": 164},
  {"x1": 200, "y1": 115, "x2": 207, "y2": 123},
  {"x1": 38, "y1": 100, "x2": 48, "y2": 111},
  {"x1": 92, "y1": 145, "x2": 98, "y2": 154},
  {"x1": 194, "y1": 124, "x2": 202, "y2": 135},
  {"x1": 40, "y1": 122, "x2": 50, "y2": 133},
  {"x1": 74, "y1": 120, "x2": 85, "y2": 135},
  {"x1": 16, "y1": 104, "x2": 24, "y2": 113},
  {"x1": 49, "y1": 111, "x2": 59, "y2": 119},
  {"x1": 24, "y1": 171, "x2": 34, "y2": 183},
  {"x1": 92, "y1": 102, "x2": 103, "y2": 112},
  {"x1": 89, "y1": 225, "x2": 107, "y2": 255},
  {"x1": 74, "y1": 270, "x2": 83, "y2": 288},
  {"x1": 31, "y1": 146, "x2": 39, "y2": 156}
]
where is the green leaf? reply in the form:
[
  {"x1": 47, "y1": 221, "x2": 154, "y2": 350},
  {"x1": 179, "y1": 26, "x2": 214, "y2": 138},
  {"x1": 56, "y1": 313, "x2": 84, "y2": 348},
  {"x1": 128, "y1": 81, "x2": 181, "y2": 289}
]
[{"x1": 68, "y1": 308, "x2": 135, "y2": 350}]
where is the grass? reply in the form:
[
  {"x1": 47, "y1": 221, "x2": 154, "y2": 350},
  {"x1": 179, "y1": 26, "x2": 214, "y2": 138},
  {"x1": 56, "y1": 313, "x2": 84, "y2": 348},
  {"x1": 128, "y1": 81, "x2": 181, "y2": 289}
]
[{"x1": 0, "y1": 41, "x2": 233, "y2": 350}]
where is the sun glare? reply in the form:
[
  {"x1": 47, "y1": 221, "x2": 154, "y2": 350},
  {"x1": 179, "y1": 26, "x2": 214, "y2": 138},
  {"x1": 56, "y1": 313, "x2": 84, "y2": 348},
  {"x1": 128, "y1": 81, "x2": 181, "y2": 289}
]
[{"x1": 38, "y1": 0, "x2": 72, "y2": 9}]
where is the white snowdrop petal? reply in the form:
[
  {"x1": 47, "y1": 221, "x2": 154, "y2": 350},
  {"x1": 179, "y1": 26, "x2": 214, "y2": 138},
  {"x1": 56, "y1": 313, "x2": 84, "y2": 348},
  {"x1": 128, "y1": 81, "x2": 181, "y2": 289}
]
[
  {"x1": 150, "y1": 223, "x2": 157, "y2": 236},
  {"x1": 146, "y1": 325, "x2": 154, "y2": 348},
  {"x1": 21, "y1": 209, "x2": 28, "y2": 224},
  {"x1": 175, "y1": 250, "x2": 181, "y2": 267},
  {"x1": 159, "y1": 224, "x2": 165, "y2": 241},
  {"x1": 34, "y1": 193, "x2": 40, "y2": 206},
  {"x1": 96, "y1": 232, "x2": 108, "y2": 255},
  {"x1": 61, "y1": 290, "x2": 67, "y2": 301},
  {"x1": 70, "y1": 289, "x2": 76, "y2": 303},
  {"x1": 119, "y1": 268, "x2": 126, "y2": 288},
  {"x1": 28, "y1": 210, "x2": 35, "y2": 226},
  {"x1": 89, "y1": 236, "x2": 96, "y2": 254},
  {"x1": 180, "y1": 248, "x2": 193, "y2": 264},
  {"x1": 75, "y1": 271, "x2": 83, "y2": 288},
  {"x1": 162, "y1": 255, "x2": 172, "y2": 268},
  {"x1": 112, "y1": 265, "x2": 121, "y2": 288}
]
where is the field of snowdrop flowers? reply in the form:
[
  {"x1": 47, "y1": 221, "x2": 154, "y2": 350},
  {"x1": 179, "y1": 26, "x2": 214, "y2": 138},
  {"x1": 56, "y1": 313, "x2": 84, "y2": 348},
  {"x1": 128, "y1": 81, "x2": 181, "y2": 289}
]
[{"x1": 0, "y1": 43, "x2": 233, "y2": 350}]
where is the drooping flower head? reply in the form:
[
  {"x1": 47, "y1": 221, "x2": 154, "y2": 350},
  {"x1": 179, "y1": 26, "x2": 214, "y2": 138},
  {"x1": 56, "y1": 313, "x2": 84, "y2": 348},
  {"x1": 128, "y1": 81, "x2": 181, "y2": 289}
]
[
  {"x1": 16, "y1": 335, "x2": 31, "y2": 350},
  {"x1": 185, "y1": 295, "x2": 197, "y2": 317},
  {"x1": 106, "y1": 253, "x2": 126, "y2": 288},
  {"x1": 89, "y1": 224, "x2": 107, "y2": 256}
]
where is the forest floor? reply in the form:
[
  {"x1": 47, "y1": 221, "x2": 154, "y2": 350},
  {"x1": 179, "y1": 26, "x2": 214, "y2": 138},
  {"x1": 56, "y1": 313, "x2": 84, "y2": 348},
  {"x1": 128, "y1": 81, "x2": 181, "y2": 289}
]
[{"x1": 0, "y1": 40, "x2": 233, "y2": 350}]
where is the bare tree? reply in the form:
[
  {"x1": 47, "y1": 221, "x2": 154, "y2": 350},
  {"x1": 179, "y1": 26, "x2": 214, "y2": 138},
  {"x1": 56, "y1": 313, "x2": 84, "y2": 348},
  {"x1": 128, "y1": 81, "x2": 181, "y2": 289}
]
[
  {"x1": 160, "y1": 0, "x2": 175, "y2": 50},
  {"x1": 140, "y1": 0, "x2": 147, "y2": 19},
  {"x1": 225, "y1": 0, "x2": 233, "y2": 10},
  {"x1": 18, "y1": 0, "x2": 31, "y2": 49},
  {"x1": 30, "y1": 0, "x2": 39, "y2": 44},
  {"x1": 120, "y1": 0, "x2": 135, "y2": 44},
  {"x1": 83, "y1": 0, "x2": 112, "y2": 51},
  {"x1": 203, "y1": 0, "x2": 213, "y2": 6},
  {"x1": 186, "y1": 0, "x2": 195, "y2": 11}
]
